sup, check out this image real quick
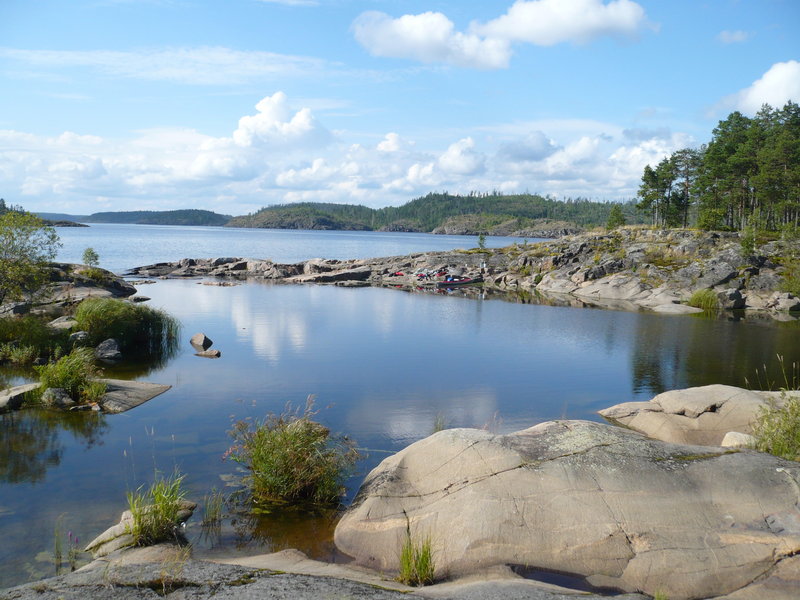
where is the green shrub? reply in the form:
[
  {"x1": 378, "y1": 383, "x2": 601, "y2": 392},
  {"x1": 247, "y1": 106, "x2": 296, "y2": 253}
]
[
  {"x1": 225, "y1": 397, "x2": 360, "y2": 506},
  {"x1": 35, "y1": 347, "x2": 104, "y2": 402},
  {"x1": 0, "y1": 315, "x2": 66, "y2": 359},
  {"x1": 398, "y1": 529, "x2": 435, "y2": 586},
  {"x1": 0, "y1": 342, "x2": 38, "y2": 365},
  {"x1": 751, "y1": 393, "x2": 800, "y2": 461},
  {"x1": 126, "y1": 471, "x2": 187, "y2": 546},
  {"x1": 779, "y1": 256, "x2": 800, "y2": 296},
  {"x1": 687, "y1": 289, "x2": 719, "y2": 310},
  {"x1": 73, "y1": 297, "x2": 179, "y2": 355}
]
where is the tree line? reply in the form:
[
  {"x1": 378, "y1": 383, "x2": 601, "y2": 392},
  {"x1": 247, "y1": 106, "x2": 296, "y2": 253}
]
[{"x1": 637, "y1": 102, "x2": 799, "y2": 231}]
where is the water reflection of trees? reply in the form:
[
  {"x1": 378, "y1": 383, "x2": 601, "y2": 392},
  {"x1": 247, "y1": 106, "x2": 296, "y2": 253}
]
[
  {"x1": 631, "y1": 314, "x2": 800, "y2": 396},
  {"x1": 0, "y1": 409, "x2": 107, "y2": 484}
]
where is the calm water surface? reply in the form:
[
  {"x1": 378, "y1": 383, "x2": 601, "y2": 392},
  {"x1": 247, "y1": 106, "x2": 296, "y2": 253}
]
[
  {"x1": 2, "y1": 227, "x2": 799, "y2": 587},
  {"x1": 55, "y1": 224, "x2": 531, "y2": 274}
]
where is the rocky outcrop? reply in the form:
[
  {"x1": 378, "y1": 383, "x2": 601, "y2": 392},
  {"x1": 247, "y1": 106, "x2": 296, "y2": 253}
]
[
  {"x1": 95, "y1": 338, "x2": 122, "y2": 362},
  {"x1": 334, "y1": 420, "x2": 800, "y2": 599},
  {"x1": 125, "y1": 229, "x2": 800, "y2": 318},
  {"x1": 84, "y1": 500, "x2": 197, "y2": 558},
  {"x1": 0, "y1": 379, "x2": 170, "y2": 414},
  {"x1": 0, "y1": 382, "x2": 39, "y2": 413},
  {"x1": 599, "y1": 384, "x2": 797, "y2": 446}
]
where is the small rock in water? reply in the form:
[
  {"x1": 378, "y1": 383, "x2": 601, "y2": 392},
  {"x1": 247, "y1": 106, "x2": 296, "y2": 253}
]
[
  {"x1": 41, "y1": 387, "x2": 75, "y2": 408},
  {"x1": 195, "y1": 349, "x2": 221, "y2": 359},
  {"x1": 96, "y1": 338, "x2": 122, "y2": 362},
  {"x1": 190, "y1": 332, "x2": 213, "y2": 350}
]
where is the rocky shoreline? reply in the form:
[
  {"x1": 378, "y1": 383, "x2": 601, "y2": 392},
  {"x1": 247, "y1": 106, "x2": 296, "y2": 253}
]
[{"x1": 126, "y1": 228, "x2": 800, "y2": 318}]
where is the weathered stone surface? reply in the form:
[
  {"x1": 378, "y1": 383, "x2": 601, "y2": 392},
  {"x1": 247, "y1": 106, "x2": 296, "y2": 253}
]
[
  {"x1": 97, "y1": 379, "x2": 171, "y2": 414},
  {"x1": 0, "y1": 382, "x2": 40, "y2": 413},
  {"x1": 651, "y1": 303, "x2": 704, "y2": 314},
  {"x1": 190, "y1": 332, "x2": 213, "y2": 350},
  {"x1": 716, "y1": 288, "x2": 745, "y2": 309},
  {"x1": 41, "y1": 387, "x2": 75, "y2": 408},
  {"x1": 68, "y1": 331, "x2": 90, "y2": 345},
  {"x1": 95, "y1": 338, "x2": 122, "y2": 362},
  {"x1": 766, "y1": 292, "x2": 800, "y2": 312},
  {"x1": 599, "y1": 384, "x2": 794, "y2": 445},
  {"x1": 334, "y1": 420, "x2": 800, "y2": 600},
  {"x1": 47, "y1": 316, "x2": 78, "y2": 330},
  {"x1": 721, "y1": 431, "x2": 756, "y2": 448},
  {"x1": 84, "y1": 500, "x2": 197, "y2": 558}
]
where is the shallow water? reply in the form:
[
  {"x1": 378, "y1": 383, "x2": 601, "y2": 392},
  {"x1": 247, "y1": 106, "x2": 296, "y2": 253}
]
[{"x1": 2, "y1": 232, "x2": 800, "y2": 587}]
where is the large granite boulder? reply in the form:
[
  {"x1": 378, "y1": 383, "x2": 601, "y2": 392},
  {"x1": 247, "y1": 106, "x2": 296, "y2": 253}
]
[
  {"x1": 599, "y1": 384, "x2": 795, "y2": 445},
  {"x1": 334, "y1": 420, "x2": 800, "y2": 600}
]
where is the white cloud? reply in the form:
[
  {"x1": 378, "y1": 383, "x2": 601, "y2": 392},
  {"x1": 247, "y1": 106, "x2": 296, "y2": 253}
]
[
  {"x1": 437, "y1": 137, "x2": 486, "y2": 175},
  {"x1": 351, "y1": 1, "x2": 650, "y2": 69},
  {"x1": 721, "y1": 61, "x2": 800, "y2": 114},
  {"x1": 0, "y1": 90, "x2": 695, "y2": 213},
  {"x1": 0, "y1": 47, "x2": 328, "y2": 85},
  {"x1": 475, "y1": 0, "x2": 649, "y2": 46},
  {"x1": 352, "y1": 11, "x2": 511, "y2": 69},
  {"x1": 716, "y1": 30, "x2": 751, "y2": 44},
  {"x1": 232, "y1": 92, "x2": 331, "y2": 149}
]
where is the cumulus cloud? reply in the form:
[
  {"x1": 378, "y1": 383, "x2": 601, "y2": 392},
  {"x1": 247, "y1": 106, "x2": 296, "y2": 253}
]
[
  {"x1": 475, "y1": 0, "x2": 649, "y2": 46},
  {"x1": 351, "y1": 11, "x2": 511, "y2": 69},
  {"x1": 352, "y1": 1, "x2": 650, "y2": 68},
  {"x1": 0, "y1": 89, "x2": 694, "y2": 213},
  {"x1": 232, "y1": 92, "x2": 331, "y2": 149},
  {"x1": 438, "y1": 137, "x2": 486, "y2": 175},
  {"x1": 721, "y1": 61, "x2": 800, "y2": 114},
  {"x1": 497, "y1": 131, "x2": 558, "y2": 162},
  {"x1": 716, "y1": 30, "x2": 750, "y2": 44}
]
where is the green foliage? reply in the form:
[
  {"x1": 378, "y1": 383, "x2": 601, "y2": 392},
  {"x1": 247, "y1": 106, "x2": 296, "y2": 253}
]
[
  {"x1": 398, "y1": 528, "x2": 435, "y2": 586},
  {"x1": 0, "y1": 315, "x2": 68, "y2": 362},
  {"x1": 73, "y1": 297, "x2": 180, "y2": 355},
  {"x1": 228, "y1": 194, "x2": 645, "y2": 232},
  {"x1": 82, "y1": 247, "x2": 99, "y2": 268},
  {"x1": 687, "y1": 289, "x2": 719, "y2": 310},
  {"x1": 0, "y1": 211, "x2": 61, "y2": 305},
  {"x1": 477, "y1": 233, "x2": 486, "y2": 250},
  {"x1": 126, "y1": 471, "x2": 187, "y2": 546},
  {"x1": 35, "y1": 347, "x2": 105, "y2": 402},
  {"x1": 606, "y1": 203, "x2": 627, "y2": 229},
  {"x1": 84, "y1": 209, "x2": 231, "y2": 226},
  {"x1": 225, "y1": 397, "x2": 360, "y2": 506},
  {"x1": 752, "y1": 393, "x2": 800, "y2": 461},
  {"x1": 201, "y1": 488, "x2": 226, "y2": 527}
]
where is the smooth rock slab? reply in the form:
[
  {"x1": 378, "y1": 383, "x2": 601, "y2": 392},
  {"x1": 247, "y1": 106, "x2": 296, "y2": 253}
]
[
  {"x1": 334, "y1": 420, "x2": 800, "y2": 600},
  {"x1": 97, "y1": 379, "x2": 171, "y2": 414},
  {"x1": 599, "y1": 384, "x2": 795, "y2": 445},
  {"x1": 0, "y1": 383, "x2": 40, "y2": 413}
]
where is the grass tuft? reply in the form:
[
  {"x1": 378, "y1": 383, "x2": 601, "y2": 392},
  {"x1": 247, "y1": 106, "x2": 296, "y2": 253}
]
[
  {"x1": 751, "y1": 393, "x2": 800, "y2": 461},
  {"x1": 225, "y1": 396, "x2": 360, "y2": 506},
  {"x1": 397, "y1": 527, "x2": 435, "y2": 586},
  {"x1": 73, "y1": 297, "x2": 180, "y2": 356},
  {"x1": 687, "y1": 288, "x2": 719, "y2": 310},
  {"x1": 34, "y1": 347, "x2": 106, "y2": 403},
  {"x1": 126, "y1": 471, "x2": 187, "y2": 546}
]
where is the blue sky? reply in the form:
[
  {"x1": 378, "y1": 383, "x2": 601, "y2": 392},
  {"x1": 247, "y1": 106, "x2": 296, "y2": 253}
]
[{"x1": 0, "y1": 0, "x2": 798, "y2": 216}]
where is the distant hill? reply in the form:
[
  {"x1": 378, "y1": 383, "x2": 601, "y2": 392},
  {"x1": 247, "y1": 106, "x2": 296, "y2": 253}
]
[
  {"x1": 227, "y1": 193, "x2": 644, "y2": 234},
  {"x1": 82, "y1": 209, "x2": 232, "y2": 226},
  {"x1": 37, "y1": 212, "x2": 91, "y2": 222}
]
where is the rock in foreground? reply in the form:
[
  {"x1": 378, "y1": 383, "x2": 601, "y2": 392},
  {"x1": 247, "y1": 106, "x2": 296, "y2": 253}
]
[
  {"x1": 599, "y1": 384, "x2": 796, "y2": 445},
  {"x1": 334, "y1": 420, "x2": 800, "y2": 599}
]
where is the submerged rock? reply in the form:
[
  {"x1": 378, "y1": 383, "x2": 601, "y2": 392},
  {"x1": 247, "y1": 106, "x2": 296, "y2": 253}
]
[{"x1": 334, "y1": 420, "x2": 800, "y2": 599}]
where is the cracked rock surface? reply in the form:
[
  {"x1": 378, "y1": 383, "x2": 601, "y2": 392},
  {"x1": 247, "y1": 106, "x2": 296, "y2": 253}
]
[
  {"x1": 334, "y1": 420, "x2": 800, "y2": 600},
  {"x1": 599, "y1": 384, "x2": 798, "y2": 445}
]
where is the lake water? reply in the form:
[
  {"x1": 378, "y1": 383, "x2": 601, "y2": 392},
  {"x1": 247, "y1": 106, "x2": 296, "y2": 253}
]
[
  {"x1": 1, "y1": 226, "x2": 799, "y2": 588},
  {"x1": 54, "y1": 224, "x2": 532, "y2": 274}
]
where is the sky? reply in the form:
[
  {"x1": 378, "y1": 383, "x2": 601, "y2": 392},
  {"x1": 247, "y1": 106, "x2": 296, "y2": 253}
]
[{"x1": 0, "y1": 0, "x2": 798, "y2": 216}]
